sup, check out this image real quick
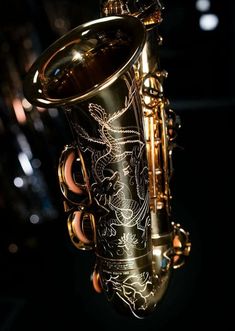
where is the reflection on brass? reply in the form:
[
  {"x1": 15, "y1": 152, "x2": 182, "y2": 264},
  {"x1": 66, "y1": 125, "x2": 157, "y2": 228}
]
[{"x1": 24, "y1": 2, "x2": 191, "y2": 319}]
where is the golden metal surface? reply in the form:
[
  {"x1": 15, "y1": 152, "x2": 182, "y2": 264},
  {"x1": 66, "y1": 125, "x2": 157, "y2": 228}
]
[{"x1": 24, "y1": 1, "x2": 191, "y2": 318}]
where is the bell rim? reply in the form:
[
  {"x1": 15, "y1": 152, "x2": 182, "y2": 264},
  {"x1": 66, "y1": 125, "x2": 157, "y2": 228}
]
[{"x1": 23, "y1": 15, "x2": 146, "y2": 108}]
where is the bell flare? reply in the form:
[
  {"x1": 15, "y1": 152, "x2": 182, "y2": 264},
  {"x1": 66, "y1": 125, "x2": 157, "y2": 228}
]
[{"x1": 23, "y1": 15, "x2": 146, "y2": 108}]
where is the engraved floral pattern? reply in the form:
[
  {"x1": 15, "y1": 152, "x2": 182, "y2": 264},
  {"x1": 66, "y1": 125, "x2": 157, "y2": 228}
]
[{"x1": 117, "y1": 233, "x2": 138, "y2": 254}]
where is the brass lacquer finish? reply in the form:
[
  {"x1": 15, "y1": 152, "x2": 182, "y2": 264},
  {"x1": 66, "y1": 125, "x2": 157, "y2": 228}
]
[
  {"x1": 24, "y1": 16, "x2": 157, "y2": 318},
  {"x1": 102, "y1": 0, "x2": 191, "y2": 314},
  {"x1": 24, "y1": 2, "x2": 191, "y2": 319}
]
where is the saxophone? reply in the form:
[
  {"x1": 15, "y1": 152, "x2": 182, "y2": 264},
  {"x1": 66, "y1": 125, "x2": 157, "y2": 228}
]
[{"x1": 23, "y1": 0, "x2": 191, "y2": 318}]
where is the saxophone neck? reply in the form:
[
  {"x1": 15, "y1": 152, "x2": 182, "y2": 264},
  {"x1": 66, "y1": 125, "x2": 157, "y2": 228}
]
[
  {"x1": 101, "y1": 0, "x2": 163, "y2": 27},
  {"x1": 101, "y1": 0, "x2": 130, "y2": 16}
]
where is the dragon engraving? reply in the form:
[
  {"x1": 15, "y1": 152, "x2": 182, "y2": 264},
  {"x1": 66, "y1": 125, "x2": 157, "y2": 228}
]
[{"x1": 72, "y1": 75, "x2": 150, "y2": 257}]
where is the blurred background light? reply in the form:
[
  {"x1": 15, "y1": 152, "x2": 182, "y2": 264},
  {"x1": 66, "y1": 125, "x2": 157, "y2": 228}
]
[
  {"x1": 195, "y1": 0, "x2": 211, "y2": 12},
  {"x1": 13, "y1": 177, "x2": 24, "y2": 188},
  {"x1": 199, "y1": 13, "x2": 219, "y2": 31}
]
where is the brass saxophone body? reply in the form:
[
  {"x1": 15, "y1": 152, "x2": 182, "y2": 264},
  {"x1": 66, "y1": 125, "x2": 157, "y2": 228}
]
[{"x1": 24, "y1": 1, "x2": 190, "y2": 319}]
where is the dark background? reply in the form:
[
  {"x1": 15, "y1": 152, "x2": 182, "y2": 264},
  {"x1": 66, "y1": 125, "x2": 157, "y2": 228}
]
[{"x1": 0, "y1": 0, "x2": 233, "y2": 330}]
